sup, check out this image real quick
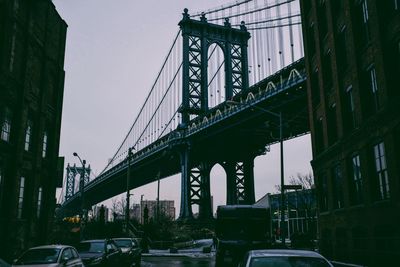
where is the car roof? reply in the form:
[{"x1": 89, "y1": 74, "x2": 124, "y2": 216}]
[
  {"x1": 112, "y1": 238, "x2": 133, "y2": 240},
  {"x1": 80, "y1": 239, "x2": 107, "y2": 243},
  {"x1": 28, "y1": 245, "x2": 72, "y2": 250},
  {"x1": 248, "y1": 249, "x2": 326, "y2": 258}
]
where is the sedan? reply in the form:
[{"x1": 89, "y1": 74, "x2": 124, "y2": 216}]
[
  {"x1": 12, "y1": 245, "x2": 83, "y2": 267},
  {"x1": 112, "y1": 238, "x2": 142, "y2": 267},
  {"x1": 76, "y1": 239, "x2": 122, "y2": 266},
  {"x1": 238, "y1": 249, "x2": 334, "y2": 267}
]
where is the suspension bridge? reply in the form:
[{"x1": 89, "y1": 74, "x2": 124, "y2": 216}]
[{"x1": 61, "y1": 0, "x2": 309, "y2": 219}]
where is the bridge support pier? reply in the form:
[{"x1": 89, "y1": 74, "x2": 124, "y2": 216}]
[
  {"x1": 179, "y1": 147, "x2": 193, "y2": 219},
  {"x1": 179, "y1": 147, "x2": 213, "y2": 220},
  {"x1": 224, "y1": 157, "x2": 255, "y2": 205}
]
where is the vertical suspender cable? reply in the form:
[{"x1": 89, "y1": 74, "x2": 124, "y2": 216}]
[{"x1": 288, "y1": 0, "x2": 295, "y2": 63}]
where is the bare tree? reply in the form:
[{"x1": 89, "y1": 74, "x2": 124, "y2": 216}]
[{"x1": 288, "y1": 172, "x2": 314, "y2": 190}]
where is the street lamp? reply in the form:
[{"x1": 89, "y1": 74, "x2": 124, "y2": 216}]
[
  {"x1": 73, "y1": 152, "x2": 86, "y2": 241},
  {"x1": 126, "y1": 147, "x2": 134, "y2": 232},
  {"x1": 227, "y1": 100, "x2": 286, "y2": 245}
]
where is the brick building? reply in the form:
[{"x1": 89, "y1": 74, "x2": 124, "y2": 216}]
[
  {"x1": 300, "y1": 0, "x2": 400, "y2": 265},
  {"x1": 0, "y1": 0, "x2": 67, "y2": 261}
]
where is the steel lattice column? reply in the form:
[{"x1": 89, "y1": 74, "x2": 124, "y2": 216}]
[
  {"x1": 179, "y1": 144, "x2": 213, "y2": 219},
  {"x1": 224, "y1": 157, "x2": 256, "y2": 205},
  {"x1": 179, "y1": 145, "x2": 193, "y2": 219},
  {"x1": 189, "y1": 162, "x2": 212, "y2": 219}
]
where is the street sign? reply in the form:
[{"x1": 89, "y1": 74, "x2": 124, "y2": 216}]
[{"x1": 283, "y1": 185, "x2": 302, "y2": 190}]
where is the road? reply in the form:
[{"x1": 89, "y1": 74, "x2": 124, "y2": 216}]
[{"x1": 142, "y1": 255, "x2": 216, "y2": 267}]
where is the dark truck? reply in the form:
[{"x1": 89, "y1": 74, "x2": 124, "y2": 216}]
[{"x1": 215, "y1": 205, "x2": 271, "y2": 266}]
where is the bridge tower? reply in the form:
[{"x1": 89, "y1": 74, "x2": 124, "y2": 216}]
[
  {"x1": 64, "y1": 163, "x2": 91, "y2": 201},
  {"x1": 178, "y1": 9, "x2": 253, "y2": 220}
]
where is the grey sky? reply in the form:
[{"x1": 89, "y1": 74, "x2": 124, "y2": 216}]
[{"x1": 53, "y1": 0, "x2": 312, "y2": 216}]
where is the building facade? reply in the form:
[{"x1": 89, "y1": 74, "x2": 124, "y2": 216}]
[
  {"x1": 300, "y1": 0, "x2": 400, "y2": 265},
  {"x1": 0, "y1": 0, "x2": 67, "y2": 261}
]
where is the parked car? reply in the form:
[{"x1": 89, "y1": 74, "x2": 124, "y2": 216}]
[
  {"x1": 76, "y1": 239, "x2": 122, "y2": 266},
  {"x1": 0, "y1": 258, "x2": 11, "y2": 267},
  {"x1": 12, "y1": 245, "x2": 83, "y2": 267},
  {"x1": 238, "y1": 249, "x2": 334, "y2": 267},
  {"x1": 112, "y1": 238, "x2": 141, "y2": 266}
]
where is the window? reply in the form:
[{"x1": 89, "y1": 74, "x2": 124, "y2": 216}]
[
  {"x1": 37, "y1": 187, "x2": 42, "y2": 218},
  {"x1": 42, "y1": 132, "x2": 48, "y2": 158},
  {"x1": 361, "y1": 0, "x2": 370, "y2": 41},
  {"x1": 353, "y1": 0, "x2": 370, "y2": 46},
  {"x1": 322, "y1": 51, "x2": 333, "y2": 92},
  {"x1": 307, "y1": 23, "x2": 316, "y2": 57},
  {"x1": 374, "y1": 142, "x2": 390, "y2": 200},
  {"x1": 311, "y1": 68, "x2": 320, "y2": 105},
  {"x1": 17, "y1": 176, "x2": 25, "y2": 219},
  {"x1": 9, "y1": 24, "x2": 17, "y2": 72},
  {"x1": 318, "y1": 172, "x2": 328, "y2": 212},
  {"x1": 336, "y1": 26, "x2": 347, "y2": 74},
  {"x1": 61, "y1": 248, "x2": 73, "y2": 261},
  {"x1": 369, "y1": 67, "x2": 379, "y2": 110},
  {"x1": 315, "y1": 117, "x2": 324, "y2": 154},
  {"x1": 1, "y1": 108, "x2": 12, "y2": 142},
  {"x1": 327, "y1": 104, "x2": 338, "y2": 145},
  {"x1": 395, "y1": 0, "x2": 400, "y2": 10},
  {"x1": 317, "y1": 0, "x2": 328, "y2": 40},
  {"x1": 343, "y1": 85, "x2": 356, "y2": 132},
  {"x1": 332, "y1": 0, "x2": 343, "y2": 25},
  {"x1": 361, "y1": 66, "x2": 380, "y2": 116},
  {"x1": 332, "y1": 164, "x2": 343, "y2": 209},
  {"x1": 349, "y1": 154, "x2": 363, "y2": 205},
  {"x1": 24, "y1": 121, "x2": 32, "y2": 151}
]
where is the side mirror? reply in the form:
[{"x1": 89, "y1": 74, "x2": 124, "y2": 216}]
[{"x1": 60, "y1": 257, "x2": 69, "y2": 265}]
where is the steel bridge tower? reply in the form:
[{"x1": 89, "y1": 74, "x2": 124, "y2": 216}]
[{"x1": 178, "y1": 9, "x2": 255, "y2": 220}]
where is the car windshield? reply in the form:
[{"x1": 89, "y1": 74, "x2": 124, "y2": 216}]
[
  {"x1": 250, "y1": 256, "x2": 331, "y2": 267},
  {"x1": 76, "y1": 242, "x2": 105, "y2": 253},
  {"x1": 113, "y1": 240, "x2": 132, "y2": 248},
  {"x1": 15, "y1": 248, "x2": 61, "y2": 265}
]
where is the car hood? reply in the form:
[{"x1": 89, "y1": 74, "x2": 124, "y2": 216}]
[{"x1": 12, "y1": 264, "x2": 60, "y2": 267}]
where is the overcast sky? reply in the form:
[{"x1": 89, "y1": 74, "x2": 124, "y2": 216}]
[{"x1": 52, "y1": 0, "x2": 312, "y2": 216}]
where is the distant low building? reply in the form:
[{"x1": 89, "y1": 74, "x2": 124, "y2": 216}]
[
  {"x1": 141, "y1": 199, "x2": 175, "y2": 222},
  {"x1": 255, "y1": 189, "x2": 317, "y2": 242},
  {"x1": 129, "y1": 203, "x2": 141, "y2": 221}
]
